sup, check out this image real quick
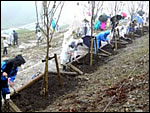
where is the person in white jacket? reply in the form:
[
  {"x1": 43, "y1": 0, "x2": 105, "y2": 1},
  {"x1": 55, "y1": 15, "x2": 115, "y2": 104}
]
[
  {"x1": 36, "y1": 30, "x2": 42, "y2": 44},
  {"x1": 2, "y1": 36, "x2": 9, "y2": 57},
  {"x1": 8, "y1": 32, "x2": 13, "y2": 47},
  {"x1": 115, "y1": 25, "x2": 128, "y2": 38},
  {"x1": 60, "y1": 34, "x2": 83, "y2": 71}
]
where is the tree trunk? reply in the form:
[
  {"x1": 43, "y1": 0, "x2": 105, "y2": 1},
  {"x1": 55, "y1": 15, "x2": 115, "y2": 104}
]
[
  {"x1": 90, "y1": 1, "x2": 95, "y2": 66},
  {"x1": 114, "y1": 1, "x2": 118, "y2": 51},
  {"x1": 42, "y1": 1, "x2": 49, "y2": 98}
]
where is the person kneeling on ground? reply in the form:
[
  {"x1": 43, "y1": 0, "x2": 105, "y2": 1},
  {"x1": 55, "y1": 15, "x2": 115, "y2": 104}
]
[
  {"x1": 1, "y1": 54, "x2": 26, "y2": 106},
  {"x1": 60, "y1": 37, "x2": 83, "y2": 71}
]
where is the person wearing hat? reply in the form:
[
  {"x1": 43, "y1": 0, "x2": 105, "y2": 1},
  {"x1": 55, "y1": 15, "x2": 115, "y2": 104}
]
[{"x1": 1, "y1": 54, "x2": 26, "y2": 106}]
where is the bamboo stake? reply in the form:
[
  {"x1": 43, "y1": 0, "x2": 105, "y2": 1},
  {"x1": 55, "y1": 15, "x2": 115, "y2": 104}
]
[
  {"x1": 8, "y1": 99, "x2": 22, "y2": 112},
  {"x1": 97, "y1": 53, "x2": 109, "y2": 57},
  {"x1": 67, "y1": 63, "x2": 84, "y2": 75},
  {"x1": 114, "y1": 30, "x2": 117, "y2": 51},
  {"x1": 142, "y1": 23, "x2": 144, "y2": 35},
  {"x1": 131, "y1": 32, "x2": 134, "y2": 40},
  {"x1": 70, "y1": 53, "x2": 88, "y2": 64},
  {"x1": 54, "y1": 54, "x2": 62, "y2": 86},
  {"x1": 11, "y1": 74, "x2": 44, "y2": 96},
  {"x1": 90, "y1": 37, "x2": 94, "y2": 66},
  {"x1": 49, "y1": 71, "x2": 77, "y2": 76},
  {"x1": 99, "y1": 48, "x2": 112, "y2": 56}
]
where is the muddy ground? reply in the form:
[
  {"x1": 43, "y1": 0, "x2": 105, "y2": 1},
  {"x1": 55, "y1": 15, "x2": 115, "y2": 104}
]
[{"x1": 1, "y1": 29, "x2": 149, "y2": 112}]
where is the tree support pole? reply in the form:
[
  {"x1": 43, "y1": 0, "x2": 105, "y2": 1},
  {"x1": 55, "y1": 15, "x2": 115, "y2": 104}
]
[
  {"x1": 8, "y1": 99, "x2": 22, "y2": 112},
  {"x1": 67, "y1": 63, "x2": 84, "y2": 75},
  {"x1": 54, "y1": 54, "x2": 62, "y2": 86},
  {"x1": 99, "y1": 48, "x2": 112, "y2": 56}
]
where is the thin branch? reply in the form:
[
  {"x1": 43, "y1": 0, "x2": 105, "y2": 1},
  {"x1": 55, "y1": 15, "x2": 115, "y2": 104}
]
[
  {"x1": 48, "y1": 1, "x2": 58, "y2": 28},
  {"x1": 48, "y1": 1, "x2": 57, "y2": 18},
  {"x1": 53, "y1": 1, "x2": 62, "y2": 16},
  {"x1": 35, "y1": 1, "x2": 39, "y2": 23},
  {"x1": 49, "y1": 1, "x2": 65, "y2": 43},
  {"x1": 94, "y1": 1, "x2": 104, "y2": 21},
  {"x1": 47, "y1": 1, "x2": 51, "y2": 9}
]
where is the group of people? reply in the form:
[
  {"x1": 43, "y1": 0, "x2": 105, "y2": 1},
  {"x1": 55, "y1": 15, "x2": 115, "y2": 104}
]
[
  {"x1": 60, "y1": 29, "x2": 84, "y2": 71},
  {"x1": 60, "y1": 10, "x2": 149, "y2": 71},
  {"x1": 115, "y1": 17, "x2": 144, "y2": 40},
  {"x1": 35, "y1": 18, "x2": 59, "y2": 44},
  {"x1": 1, "y1": 10, "x2": 148, "y2": 109},
  {"x1": 60, "y1": 17, "x2": 113, "y2": 71},
  {"x1": 2, "y1": 30, "x2": 19, "y2": 57}
]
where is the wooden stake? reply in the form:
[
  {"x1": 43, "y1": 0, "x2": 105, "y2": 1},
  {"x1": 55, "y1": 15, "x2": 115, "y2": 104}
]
[
  {"x1": 97, "y1": 53, "x2": 109, "y2": 57},
  {"x1": 49, "y1": 71, "x2": 77, "y2": 76},
  {"x1": 114, "y1": 31, "x2": 117, "y2": 51},
  {"x1": 70, "y1": 54, "x2": 87, "y2": 64},
  {"x1": 90, "y1": 37, "x2": 94, "y2": 66},
  {"x1": 142, "y1": 23, "x2": 144, "y2": 35},
  {"x1": 131, "y1": 32, "x2": 134, "y2": 40},
  {"x1": 8, "y1": 99, "x2": 22, "y2": 112},
  {"x1": 11, "y1": 74, "x2": 44, "y2": 96},
  {"x1": 54, "y1": 54, "x2": 62, "y2": 86},
  {"x1": 99, "y1": 48, "x2": 112, "y2": 56},
  {"x1": 67, "y1": 63, "x2": 84, "y2": 75}
]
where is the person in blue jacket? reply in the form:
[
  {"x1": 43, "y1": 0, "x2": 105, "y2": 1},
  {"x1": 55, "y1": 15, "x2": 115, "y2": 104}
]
[
  {"x1": 51, "y1": 18, "x2": 56, "y2": 33},
  {"x1": 1, "y1": 54, "x2": 25, "y2": 105},
  {"x1": 94, "y1": 30, "x2": 111, "y2": 54}
]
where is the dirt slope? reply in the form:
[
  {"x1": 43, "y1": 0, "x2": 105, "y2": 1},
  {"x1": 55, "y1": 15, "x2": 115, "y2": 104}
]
[{"x1": 1, "y1": 31, "x2": 149, "y2": 112}]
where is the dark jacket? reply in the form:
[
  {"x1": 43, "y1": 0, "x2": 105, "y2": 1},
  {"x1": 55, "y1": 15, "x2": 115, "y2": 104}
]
[
  {"x1": 1, "y1": 55, "x2": 25, "y2": 87},
  {"x1": 13, "y1": 31, "x2": 18, "y2": 39}
]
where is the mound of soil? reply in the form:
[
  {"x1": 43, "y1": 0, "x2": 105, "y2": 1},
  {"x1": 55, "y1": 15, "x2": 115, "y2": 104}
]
[
  {"x1": 72, "y1": 53, "x2": 109, "y2": 74},
  {"x1": 2, "y1": 73, "x2": 87, "y2": 112}
]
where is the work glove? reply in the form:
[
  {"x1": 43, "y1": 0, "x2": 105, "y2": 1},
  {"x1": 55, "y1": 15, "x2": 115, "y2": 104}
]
[{"x1": 5, "y1": 94, "x2": 10, "y2": 100}]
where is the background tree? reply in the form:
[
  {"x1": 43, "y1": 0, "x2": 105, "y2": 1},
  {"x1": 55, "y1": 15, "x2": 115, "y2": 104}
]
[
  {"x1": 127, "y1": 1, "x2": 148, "y2": 20},
  {"x1": 93, "y1": 1, "x2": 104, "y2": 22},
  {"x1": 106, "y1": 1, "x2": 125, "y2": 17}
]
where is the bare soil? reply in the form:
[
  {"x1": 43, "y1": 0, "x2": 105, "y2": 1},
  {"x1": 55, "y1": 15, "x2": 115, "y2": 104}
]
[{"x1": 1, "y1": 29, "x2": 149, "y2": 112}]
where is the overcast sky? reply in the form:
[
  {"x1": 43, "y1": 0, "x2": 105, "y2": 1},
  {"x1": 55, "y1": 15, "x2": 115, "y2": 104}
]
[{"x1": 1, "y1": 1, "x2": 149, "y2": 29}]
